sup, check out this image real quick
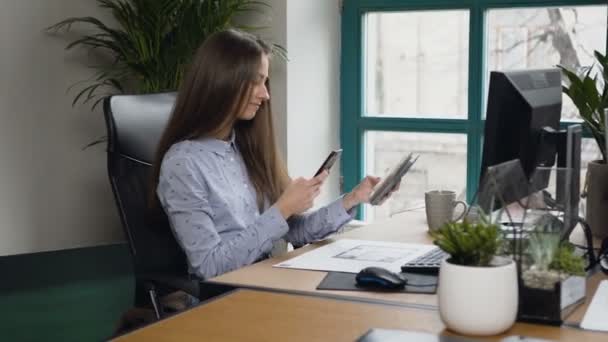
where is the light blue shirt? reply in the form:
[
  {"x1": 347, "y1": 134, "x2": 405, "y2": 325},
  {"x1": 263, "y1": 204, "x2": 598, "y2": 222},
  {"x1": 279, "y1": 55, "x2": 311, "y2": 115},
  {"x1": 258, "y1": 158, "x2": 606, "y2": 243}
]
[{"x1": 157, "y1": 133, "x2": 354, "y2": 279}]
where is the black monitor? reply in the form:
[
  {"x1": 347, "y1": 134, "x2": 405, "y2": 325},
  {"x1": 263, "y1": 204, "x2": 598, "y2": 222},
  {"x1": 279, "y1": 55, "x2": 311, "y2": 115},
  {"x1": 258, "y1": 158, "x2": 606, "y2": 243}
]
[
  {"x1": 480, "y1": 68, "x2": 562, "y2": 189},
  {"x1": 479, "y1": 68, "x2": 582, "y2": 239}
]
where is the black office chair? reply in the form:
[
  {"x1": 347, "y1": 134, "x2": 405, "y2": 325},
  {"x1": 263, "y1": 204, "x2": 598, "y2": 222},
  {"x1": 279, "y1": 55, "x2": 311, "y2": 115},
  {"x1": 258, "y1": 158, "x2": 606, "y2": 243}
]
[{"x1": 103, "y1": 93, "x2": 199, "y2": 319}]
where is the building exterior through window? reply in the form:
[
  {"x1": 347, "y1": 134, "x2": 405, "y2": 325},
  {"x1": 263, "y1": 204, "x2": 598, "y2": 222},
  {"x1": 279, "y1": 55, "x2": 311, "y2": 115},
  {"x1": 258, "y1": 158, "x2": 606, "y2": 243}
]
[{"x1": 341, "y1": 1, "x2": 607, "y2": 221}]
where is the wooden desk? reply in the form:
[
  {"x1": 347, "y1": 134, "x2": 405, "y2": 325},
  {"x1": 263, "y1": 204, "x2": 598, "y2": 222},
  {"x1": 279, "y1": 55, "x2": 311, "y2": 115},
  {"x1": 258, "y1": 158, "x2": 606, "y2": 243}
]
[
  {"x1": 114, "y1": 289, "x2": 606, "y2": 342},
  {"x1": 207, "y1": 209, "x2": 606, "y2": 326},
  {"x1": 209, "y1": 210, "x2": 439, "y2": 307}
]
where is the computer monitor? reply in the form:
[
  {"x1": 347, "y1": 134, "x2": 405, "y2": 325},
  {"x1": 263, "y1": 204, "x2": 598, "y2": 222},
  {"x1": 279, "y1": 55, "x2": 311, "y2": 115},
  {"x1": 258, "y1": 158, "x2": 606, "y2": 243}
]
[
  {"x1": 480, "y1": 68, "x2": 563, "y2": 184},
  {"x1": 479, "y1": 68, "x2": 582, "y2": 239}
]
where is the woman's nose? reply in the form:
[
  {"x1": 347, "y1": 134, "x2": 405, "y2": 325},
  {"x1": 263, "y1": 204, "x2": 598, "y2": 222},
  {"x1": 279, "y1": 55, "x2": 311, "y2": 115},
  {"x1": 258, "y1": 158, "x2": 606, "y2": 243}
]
[{"x1": 260, "y1": 85, "x2": 270, "y2": 100}]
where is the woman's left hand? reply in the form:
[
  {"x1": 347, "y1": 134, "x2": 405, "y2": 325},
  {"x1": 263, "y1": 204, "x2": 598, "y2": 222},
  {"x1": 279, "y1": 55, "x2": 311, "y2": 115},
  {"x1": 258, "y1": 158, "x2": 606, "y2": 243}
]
[{"x1": 342, "y1": 175, "x2": 400, "y2": 210}]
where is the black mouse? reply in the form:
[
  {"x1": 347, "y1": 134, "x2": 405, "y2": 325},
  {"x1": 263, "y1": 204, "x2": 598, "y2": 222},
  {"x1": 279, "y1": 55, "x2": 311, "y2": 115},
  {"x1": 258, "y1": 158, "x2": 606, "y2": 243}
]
[{"x1": 355, "y1": 266, "x2": 407, "y2": 289}]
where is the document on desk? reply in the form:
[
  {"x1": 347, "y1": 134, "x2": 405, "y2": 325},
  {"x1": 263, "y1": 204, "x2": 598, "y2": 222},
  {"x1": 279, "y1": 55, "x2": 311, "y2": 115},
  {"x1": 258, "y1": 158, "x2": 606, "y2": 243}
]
[
  {"x1": 274, "y1": 239, "x2": 436, "y2": 274},
  {"x1": 580, "y1": 280, "x2": 608, "y2": 331}
]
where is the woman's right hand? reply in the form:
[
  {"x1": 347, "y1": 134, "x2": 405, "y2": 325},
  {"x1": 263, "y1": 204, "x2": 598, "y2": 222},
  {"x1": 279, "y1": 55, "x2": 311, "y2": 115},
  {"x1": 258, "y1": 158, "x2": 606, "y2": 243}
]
[{"x1": 275, "y1": 171, "x2": 328, "y2": 218}]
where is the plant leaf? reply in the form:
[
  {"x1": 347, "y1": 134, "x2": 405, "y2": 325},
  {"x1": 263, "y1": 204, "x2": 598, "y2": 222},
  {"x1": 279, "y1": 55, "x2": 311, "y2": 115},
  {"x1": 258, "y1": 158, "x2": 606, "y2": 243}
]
[{"x1": 48, "y1": 0, "x2": 281, "y2": 111}]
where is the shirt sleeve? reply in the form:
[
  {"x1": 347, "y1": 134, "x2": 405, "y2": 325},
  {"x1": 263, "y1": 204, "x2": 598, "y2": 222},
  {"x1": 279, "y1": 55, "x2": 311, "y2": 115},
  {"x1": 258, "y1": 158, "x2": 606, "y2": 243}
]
[
  {"x1": 284, "y1": 196, "x2": 356, "y2": 247},
  {"x1": 157, "y1": 156, "x2": 289, "y2": 279}
]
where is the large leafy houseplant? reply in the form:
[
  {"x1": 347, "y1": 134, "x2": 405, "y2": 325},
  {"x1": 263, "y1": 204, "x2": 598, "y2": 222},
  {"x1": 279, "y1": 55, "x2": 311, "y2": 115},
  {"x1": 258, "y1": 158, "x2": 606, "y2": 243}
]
[
  {"x1": 559, "y1": 51, "x2": 608, "y2": 239},
  {"x1": 559, "y1": 50, "x2": 608, "y2": 163},
  {"x1": 47, "y1": 0, "x2": 277, "y2": 109}
]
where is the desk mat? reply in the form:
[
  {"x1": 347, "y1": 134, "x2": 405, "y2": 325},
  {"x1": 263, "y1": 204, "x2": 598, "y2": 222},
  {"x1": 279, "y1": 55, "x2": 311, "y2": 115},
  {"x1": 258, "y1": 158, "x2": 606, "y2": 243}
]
[{"x1": 316, "y1": 272, "x2": 437, "y2": 294}]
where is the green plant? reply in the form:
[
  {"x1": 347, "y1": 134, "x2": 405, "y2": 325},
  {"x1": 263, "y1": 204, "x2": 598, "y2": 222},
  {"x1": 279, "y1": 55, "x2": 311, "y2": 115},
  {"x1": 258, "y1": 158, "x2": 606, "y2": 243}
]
[
  {"x1": 431, "y1": 220, "x2": 502, "y2": 267},
  {"x1": 526, "y1": 231, "x2": 561, "y2": 272},
  {"x1": 47, "y1": 0, "x2": 279, "y2": 109},
  {"x1": 559, "y1": 50, "x2": 608, "y2": 163},
  {"x1": 549, "y1": 243, "x2": 586, "y2": 276}
]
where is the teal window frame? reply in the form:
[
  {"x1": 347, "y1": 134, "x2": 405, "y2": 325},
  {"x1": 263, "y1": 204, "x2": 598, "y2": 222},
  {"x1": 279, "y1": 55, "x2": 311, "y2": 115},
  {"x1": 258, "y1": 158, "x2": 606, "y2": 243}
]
[{"x1": 341, "y1": 0, "x2": 606, "y2": 216}]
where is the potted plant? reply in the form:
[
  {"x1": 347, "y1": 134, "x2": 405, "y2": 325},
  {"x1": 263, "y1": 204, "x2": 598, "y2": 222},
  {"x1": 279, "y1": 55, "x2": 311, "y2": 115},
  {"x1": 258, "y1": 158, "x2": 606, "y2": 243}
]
[
  {"x1": 559, "y1": 51, "x2": 608, "y2": 239},
  {"x1": 46, "y1": 0, "x2": 281, "y2": 110},
  {"x1": 518, "y1": 228, "x2": 587, "y2": 325},
  {"x1": 431, "y1": 218, "x2": 518, "y2": 336}
]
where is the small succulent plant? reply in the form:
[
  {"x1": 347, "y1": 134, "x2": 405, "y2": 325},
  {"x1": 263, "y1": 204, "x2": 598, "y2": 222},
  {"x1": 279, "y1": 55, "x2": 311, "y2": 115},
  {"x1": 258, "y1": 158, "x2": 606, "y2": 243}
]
[
  {"x1": 549, "y1": 243, "x2": 586, "y2": 276},
  {"x1": 526, "y1": 231, "x2": 561, "y2": 272},
  {"x1": 431, "y1": 219, "x2": 502, "y2": 267}
]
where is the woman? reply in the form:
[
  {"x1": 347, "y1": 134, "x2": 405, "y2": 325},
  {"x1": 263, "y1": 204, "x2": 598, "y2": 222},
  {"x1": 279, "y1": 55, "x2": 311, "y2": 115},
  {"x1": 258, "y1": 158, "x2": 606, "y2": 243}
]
[{"x1": 153, "y1": 29, "x2": 394, "y2": 279}]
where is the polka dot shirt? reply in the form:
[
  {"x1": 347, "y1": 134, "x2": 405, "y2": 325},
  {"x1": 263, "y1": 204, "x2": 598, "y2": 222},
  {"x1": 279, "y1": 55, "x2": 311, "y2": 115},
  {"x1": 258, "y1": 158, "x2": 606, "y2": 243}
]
[{"x1": 157, "y1": 132, "x2": 354, "y2": 279}]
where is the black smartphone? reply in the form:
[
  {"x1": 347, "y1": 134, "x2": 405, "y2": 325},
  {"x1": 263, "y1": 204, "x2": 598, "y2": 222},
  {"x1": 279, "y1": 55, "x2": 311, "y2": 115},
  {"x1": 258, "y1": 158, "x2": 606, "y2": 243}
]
[{"x1": 314, "y1": 149, "x2": 342, "y2": 177}]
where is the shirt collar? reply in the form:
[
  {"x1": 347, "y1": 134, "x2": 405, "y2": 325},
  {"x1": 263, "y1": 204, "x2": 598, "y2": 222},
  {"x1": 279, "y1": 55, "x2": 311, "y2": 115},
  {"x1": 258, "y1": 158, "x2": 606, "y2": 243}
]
[{"x1": 198, "y1": 131, "x2": 236, "y2": 156}]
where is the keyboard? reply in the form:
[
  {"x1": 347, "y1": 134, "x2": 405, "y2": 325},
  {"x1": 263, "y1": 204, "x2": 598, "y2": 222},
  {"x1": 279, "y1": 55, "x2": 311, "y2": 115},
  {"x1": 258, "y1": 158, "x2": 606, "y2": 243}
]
[{"x1": 401, "y1": 248, "x2": 448, "y2": 275}]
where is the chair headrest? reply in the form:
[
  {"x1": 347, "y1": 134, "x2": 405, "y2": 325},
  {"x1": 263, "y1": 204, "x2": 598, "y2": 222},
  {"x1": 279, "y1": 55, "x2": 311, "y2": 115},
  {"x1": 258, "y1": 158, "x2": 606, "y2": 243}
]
[{"x1": 105, "y1": 93, "x2": 177, "y2": 164}]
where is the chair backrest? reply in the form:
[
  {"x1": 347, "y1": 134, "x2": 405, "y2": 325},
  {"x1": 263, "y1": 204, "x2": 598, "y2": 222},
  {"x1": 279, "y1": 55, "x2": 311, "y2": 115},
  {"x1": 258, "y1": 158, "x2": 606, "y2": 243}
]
[{"x1": 103, "y1": 92, "x2": 188, "y2": 276}]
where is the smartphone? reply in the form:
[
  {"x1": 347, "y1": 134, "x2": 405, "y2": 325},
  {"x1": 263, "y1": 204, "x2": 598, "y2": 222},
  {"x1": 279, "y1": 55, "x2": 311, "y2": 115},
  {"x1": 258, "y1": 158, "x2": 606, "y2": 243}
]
[{"x1": 314, "y1": 149, "x2": 342, "y2": 177}]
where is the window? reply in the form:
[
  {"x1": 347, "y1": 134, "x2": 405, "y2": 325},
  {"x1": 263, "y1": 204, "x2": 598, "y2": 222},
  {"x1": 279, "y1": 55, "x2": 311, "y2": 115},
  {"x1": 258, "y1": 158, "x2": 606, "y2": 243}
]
[
  {"x1": 341, "y1": 0, "x2": 607, "y2": 221},
  {"x1": 485, "y1": 5, "x2": 607, "y2": 120},
  {"x1": 364, "y1": 10, "x2": 470, "y2": 119},
  {"x1": 365, "y1": 131, "x2": 467, "y2": 221}
]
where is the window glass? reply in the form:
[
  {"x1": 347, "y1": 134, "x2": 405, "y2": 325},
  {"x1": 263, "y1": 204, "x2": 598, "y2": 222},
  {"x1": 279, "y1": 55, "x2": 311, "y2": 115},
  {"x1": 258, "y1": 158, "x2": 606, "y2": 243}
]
[
  {"x1": 364, "y1": 10, "x2": 470, "y2": 118},
  {"x1": 364, "y1": 131, "x2": 467, "y2": 221},
  {"x1": 485, "y1": 6, "x2": 607, "y2": 120}
]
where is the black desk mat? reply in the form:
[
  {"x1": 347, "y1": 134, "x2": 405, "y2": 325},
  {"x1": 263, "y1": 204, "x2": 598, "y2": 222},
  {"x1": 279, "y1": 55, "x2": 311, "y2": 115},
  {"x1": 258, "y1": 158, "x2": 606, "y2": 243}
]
[{"x1": 316, "y1": 271, "x2": 437, "y2": 294}]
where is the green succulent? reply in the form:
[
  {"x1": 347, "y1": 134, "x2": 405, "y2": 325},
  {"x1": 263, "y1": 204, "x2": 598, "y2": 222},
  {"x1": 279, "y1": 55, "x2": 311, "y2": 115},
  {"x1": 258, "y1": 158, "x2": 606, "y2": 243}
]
[
  {"x1": 526, "y1": 231, "x2": 561, "y2": 272},
  {"x1": 430, "y1": 220, "x2": 502, "y2": 267},
  {"x1": 549, "y1": 243, "x2": 586, "y2": 276}
]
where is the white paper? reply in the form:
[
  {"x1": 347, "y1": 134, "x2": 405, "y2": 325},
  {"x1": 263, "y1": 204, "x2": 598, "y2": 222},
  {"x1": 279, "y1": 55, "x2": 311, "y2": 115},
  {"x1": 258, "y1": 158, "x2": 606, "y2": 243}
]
[
  {"x1": 273, "y1": 239, "x2": 437, "y2": 274},
  {"x1": 580, "y1": 280, "x2": 608, "y2": 331}
]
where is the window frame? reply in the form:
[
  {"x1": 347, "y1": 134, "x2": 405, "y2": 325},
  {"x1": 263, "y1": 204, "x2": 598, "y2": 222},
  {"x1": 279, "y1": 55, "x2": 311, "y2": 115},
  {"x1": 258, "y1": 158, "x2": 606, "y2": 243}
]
[{"x1": 340, "y1": 0, "x2": 606, "y2": 216}]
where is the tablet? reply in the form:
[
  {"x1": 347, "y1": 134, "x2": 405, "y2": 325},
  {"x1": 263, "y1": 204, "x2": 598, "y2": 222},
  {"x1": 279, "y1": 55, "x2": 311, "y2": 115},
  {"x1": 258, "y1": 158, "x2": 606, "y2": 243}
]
[{"x1": 369, "y1": 153, "x2": 418, "y2": 205}]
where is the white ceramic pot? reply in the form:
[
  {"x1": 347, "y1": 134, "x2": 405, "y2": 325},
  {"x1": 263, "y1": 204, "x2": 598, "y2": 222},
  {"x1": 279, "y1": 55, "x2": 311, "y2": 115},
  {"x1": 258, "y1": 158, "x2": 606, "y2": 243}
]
[{"x1": 438, "y1": 257, "x2": 518, "y2": 336}]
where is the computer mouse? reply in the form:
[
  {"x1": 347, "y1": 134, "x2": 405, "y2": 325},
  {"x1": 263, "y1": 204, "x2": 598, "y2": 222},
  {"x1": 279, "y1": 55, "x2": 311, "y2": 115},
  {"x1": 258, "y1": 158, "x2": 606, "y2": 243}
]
[{"x1": 355, "y1": 266, "x2": 407, "y2": 289}]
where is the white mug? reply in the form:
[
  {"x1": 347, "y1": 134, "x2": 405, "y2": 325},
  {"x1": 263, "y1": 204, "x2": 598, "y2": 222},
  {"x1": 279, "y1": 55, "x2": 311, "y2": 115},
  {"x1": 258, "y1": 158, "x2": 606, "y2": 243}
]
[{"x1": 425, "y1": 190, "x2": 467, "y2": 231}]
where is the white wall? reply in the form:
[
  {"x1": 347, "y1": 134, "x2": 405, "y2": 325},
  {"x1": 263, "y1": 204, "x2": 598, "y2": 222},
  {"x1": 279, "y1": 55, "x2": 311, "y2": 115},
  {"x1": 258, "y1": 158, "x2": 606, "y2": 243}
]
[
  {"x1": 0, "y1": 1, "x2": 122, "y2": 256},
  {"x1": 245, "y1": 0, "x2": 342, "y2": 204},
  {"x1": 254, "y1": 0, "x2": 288, "y2": 159},
  {"x1": 0, "y1": 0, "x2": 341, "y2": 256}
]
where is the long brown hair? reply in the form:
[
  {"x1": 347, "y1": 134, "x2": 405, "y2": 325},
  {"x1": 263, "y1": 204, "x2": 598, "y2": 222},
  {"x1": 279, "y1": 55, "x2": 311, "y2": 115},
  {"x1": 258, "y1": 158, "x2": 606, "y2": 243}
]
[{"x1": 151, "y1": 29, "x2": 289, "y2": 209}]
